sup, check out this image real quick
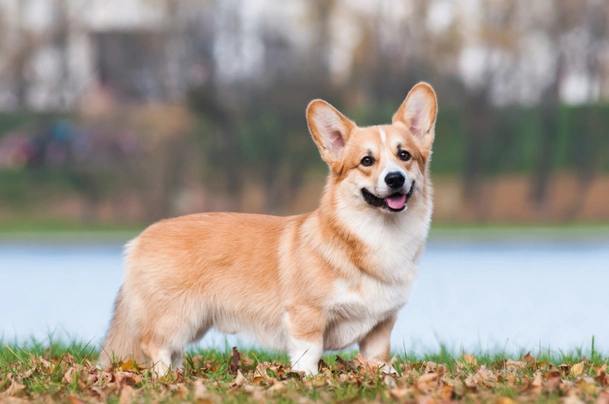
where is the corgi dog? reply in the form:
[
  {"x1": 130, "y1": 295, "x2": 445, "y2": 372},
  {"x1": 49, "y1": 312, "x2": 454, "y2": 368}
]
[{"x1": 101, "y1": 82, "x2": 437, "y2": 375}]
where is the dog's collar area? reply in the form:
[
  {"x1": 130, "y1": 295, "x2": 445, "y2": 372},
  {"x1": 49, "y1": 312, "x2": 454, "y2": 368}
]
[{"x1": 361, "y1": 181, "x2": 415, "y2": 212}]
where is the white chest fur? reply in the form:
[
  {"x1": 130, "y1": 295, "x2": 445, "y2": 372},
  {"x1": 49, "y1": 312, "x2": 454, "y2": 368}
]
[
  {"x1": 323, "y1": 270, "x2": 416, "y2": 350},
  {"x1": 321, "y1": 201, "x2": 430, "y2": 350}
]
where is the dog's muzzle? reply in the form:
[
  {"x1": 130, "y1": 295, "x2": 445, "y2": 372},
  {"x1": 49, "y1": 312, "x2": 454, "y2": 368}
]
[{"x1": 361, "y1": 180, "x2": 415, "y2": 212}]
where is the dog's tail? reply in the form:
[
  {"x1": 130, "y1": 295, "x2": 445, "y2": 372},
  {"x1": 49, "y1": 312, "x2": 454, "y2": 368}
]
[{"x1": 99, "y1": 285, "x2": 145, "y2": 366}]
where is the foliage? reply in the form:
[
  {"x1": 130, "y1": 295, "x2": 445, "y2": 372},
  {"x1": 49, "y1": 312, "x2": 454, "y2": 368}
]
[{"x1": 1, "y1": 342, "x2": 608, "y2": 403}]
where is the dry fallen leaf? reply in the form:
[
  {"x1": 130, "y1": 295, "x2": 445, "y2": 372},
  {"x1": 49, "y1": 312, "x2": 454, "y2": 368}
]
[
  {"x1": 416, "y1": 372, "x2": 439, "y2": 393},
  {"x1": 5, "y1": 380, "x2": 26, "y2": 396},
  {"x1": 530, "y1": 372, "x2": 543, "y2": 394},
  {"x1": 505, "y1": 359, "x2": 526, "y2": 371},
  {"x1": 233, "y1": 369, "x2": 248, "y2": 386},
  {"x1": 571, "y1": 362, "x2": 585, "y2": 377},
  {"x1": 389, "y1": 385, "x2": 411, "y2": 400},
  {"x1": 462, "y1": 353, "x2": 478, "y2": 367},
  {"x1": 118, "y1": 385, "x2": 134, "y2": 404},
  {"x1": 597, "y1": 391, "x2": 609, "y2": 404},
  {"x1": 66, "y1": 395, "x2": 86, "y2": 404},
  {"x1": 192, "y1": 379, "x2": 208, "y2": 400},
  {"x1": 230, "y1": 347, "x2": 240, "y2": 374},
  {"x1": 521, "y1": 352, "x2": 536, "y2": 363}
]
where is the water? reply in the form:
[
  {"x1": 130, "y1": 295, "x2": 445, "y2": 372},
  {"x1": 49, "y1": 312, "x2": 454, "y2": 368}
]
[{"x1": 1, "y1": 236, "x2": 608, "y2": 355}]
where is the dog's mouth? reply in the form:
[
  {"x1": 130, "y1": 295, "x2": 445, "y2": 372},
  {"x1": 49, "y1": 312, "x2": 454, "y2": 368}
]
[{"x1": 361, "y1": 181, "x2": 415, "y2": 212}]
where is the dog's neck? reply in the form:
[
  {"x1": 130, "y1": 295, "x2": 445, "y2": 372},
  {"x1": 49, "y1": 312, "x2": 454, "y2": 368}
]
[{"x1": 306, "y1": 176, "x2": 429, "y2": 284}]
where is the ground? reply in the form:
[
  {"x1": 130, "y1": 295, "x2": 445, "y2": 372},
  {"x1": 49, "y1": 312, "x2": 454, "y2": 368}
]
[{"x1": 0, "y1": 341, "x2": 607, "y2": 403}]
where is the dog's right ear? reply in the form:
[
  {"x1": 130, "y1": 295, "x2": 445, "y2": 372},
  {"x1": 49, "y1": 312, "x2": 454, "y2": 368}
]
[{"x1": 306, "y1": 100, "x2": 355, "y2": 165}]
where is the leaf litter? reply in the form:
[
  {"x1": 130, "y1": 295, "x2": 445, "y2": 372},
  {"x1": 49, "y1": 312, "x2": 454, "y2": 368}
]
[{"x1": 0, "y1": 346, "x2": 607, "y2": 403}]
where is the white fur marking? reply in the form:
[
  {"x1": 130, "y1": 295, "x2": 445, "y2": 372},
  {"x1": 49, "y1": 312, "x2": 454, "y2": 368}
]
[
  {"x1": 379, "y1": 126, "x2": 387, "y2": 146},
  {"x1": 288, "y1": 337, "x2": 323, "y2": 375}
]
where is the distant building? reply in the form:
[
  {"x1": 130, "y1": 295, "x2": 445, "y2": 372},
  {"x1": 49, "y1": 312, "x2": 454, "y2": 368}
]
[{"x1": 0, "y1": 0, "x2": 179, "y2": 110}]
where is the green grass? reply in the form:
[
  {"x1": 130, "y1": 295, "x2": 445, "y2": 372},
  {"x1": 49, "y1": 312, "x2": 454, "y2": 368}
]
[
  {"x1": 1, "y1": 338, "x2": 607, "y2": 403},
  {"x1": 0, "y1": 219, "x2": 607, "y2": 245}
]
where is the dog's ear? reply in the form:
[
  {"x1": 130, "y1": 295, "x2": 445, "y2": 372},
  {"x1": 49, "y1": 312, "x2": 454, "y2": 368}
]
[
  {"x1": 307, "y1": 99, "x2": 355, "y2": 165},
  {"x1": 393, "y1": 82, "x2": 437, "y2": 149}
]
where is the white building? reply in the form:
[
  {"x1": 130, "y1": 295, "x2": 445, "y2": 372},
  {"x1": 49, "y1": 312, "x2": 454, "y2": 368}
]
[{"x1": 0, "y1": 0, "x2": 178, "y2": 110}]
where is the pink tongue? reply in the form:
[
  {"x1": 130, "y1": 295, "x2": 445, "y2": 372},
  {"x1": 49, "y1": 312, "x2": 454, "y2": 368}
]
[{"x1": 386, "y1": 194, "x2": 407, "y2": 210}]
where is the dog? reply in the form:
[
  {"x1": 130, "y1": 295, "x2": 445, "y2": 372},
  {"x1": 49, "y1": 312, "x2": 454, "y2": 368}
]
[{"x1": 101, "y1": 82, "x2": 437, "y2": 375}]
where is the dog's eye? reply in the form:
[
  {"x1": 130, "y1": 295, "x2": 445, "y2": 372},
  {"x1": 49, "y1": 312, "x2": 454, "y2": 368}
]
[
  {"x1": 360, "y1": 156, "x2": 374, "y2": 167},
  {"x1": 398, "y1": 150, "x2": 411, "y2": 161}
]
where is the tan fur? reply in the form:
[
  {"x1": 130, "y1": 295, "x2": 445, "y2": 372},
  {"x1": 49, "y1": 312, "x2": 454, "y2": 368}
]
[{"x1": 101, "y1": 82, "x2": 438, "y2": 375}]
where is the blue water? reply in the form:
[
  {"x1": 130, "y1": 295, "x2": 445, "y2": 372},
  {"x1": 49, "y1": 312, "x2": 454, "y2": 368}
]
[{"x1": 1, "y1": 237, "x2": 608, "y2": 355}]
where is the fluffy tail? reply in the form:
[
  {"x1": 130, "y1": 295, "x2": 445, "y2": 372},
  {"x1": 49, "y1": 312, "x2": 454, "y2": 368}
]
[{"x1": 99, "y1": 286, "x2": 145, "y2": 366}]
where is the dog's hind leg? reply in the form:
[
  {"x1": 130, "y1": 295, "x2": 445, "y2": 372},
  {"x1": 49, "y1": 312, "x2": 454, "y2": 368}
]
[
  {"x1": 140, "y1": 301, "x2": 212, "y2": 376},
  {"x1": 142, "y1": 343, "x2": 173, "y2": 376}
]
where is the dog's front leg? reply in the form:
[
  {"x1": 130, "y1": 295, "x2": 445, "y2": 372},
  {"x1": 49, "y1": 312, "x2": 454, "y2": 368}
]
[
  {"x1": 358, "y1": 314, "x2": 397, "y2": 374},
  {"x1": 284, "y1": 307, "x2": 325, "y2": 375}
]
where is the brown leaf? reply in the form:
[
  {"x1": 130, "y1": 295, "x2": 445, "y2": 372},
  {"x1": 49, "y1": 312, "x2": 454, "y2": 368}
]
[
  {"x1": 462, "y1": 353, "x2": 478, "y2": 367},
  {"x1": 229, "y1": 347, "x2": 240, "y2": 374},
  {"x1": 595, "y1": 368, "x2": 608, "y2": 386},
  {"x1": 424, "y1": 361, "x2": 437, "y2": 373},
  {"x1": 244, "y1": 385, "x2": 265, "y2": 401},
  {"x1": 416, "y1": 394, "x2": 435, "y2": 404},
  {"x1": 437, "y1": 364, "x2": 448, "y2": 377},
  {"x1": 63, "y1": 364, "x2": 87, "y2": 388},
  {"x1": 267, "y1": 381, "x2": 287, "y2": 393},
  {"x1": 192, "y1": 379, "x2": 208, "y2": 401},
  {"x1": 88, "y1": 386, "x2": 107, "y2": 401},
  {"x1": 563, "y1": 395, "x2": 585, "y2": 404},
  {"x1": 389, "y1": 385, "x2": 411, "y2": 400},
  {"x1": 5, "y1": 380, "x2": 26, "y2": 396},
  {"x1": 119, "y1": 375, "x2": 136, "y2": 388},
  {"x1": 521, "y1": 352, "x2": 535, "y2": 363},
  {"x1": 505, "y1": 360, "x2": 526, "y2": 371},
  {"x1": 36, "y1": 357, "x2": 52, "y2": 369},
  {"x1": 416, "y1": 372, "x2": 439, "y2": 393},
  {"x1": 66, "y1": 395, "x2": 86, "y2": 404},
  {"x1": 354, "y1": 353, "x2": 391, "y2": 374},
  {"x1": 530, "y1": 372, "x2": 543, "y2": 394},
  {"x1": 471, "y1": 365, "x2": 496, "y2": 386},
  {"x1": 437, "y1": 384, "x2": 454, "y2": 401},
  {"x1": 118, "y1": 385, "x2": 134, "y2": 404},
  {"x1": 542, "y1": 373, "x2": 562, "y2": 393},
  {"x1": 464, "y1": 375, "x2": 477, "y2": 390},
  {"x1": 233, "y1": 370, "x2": 248, "y2": 386},
  {"x1": 597, "y1": 391, "x2": 609, "y2": 404}
]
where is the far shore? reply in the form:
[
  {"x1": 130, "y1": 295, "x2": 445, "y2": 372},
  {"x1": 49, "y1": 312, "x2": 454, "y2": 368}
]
[{"x1": 0, "y1": 222, "x2": 608, "y2": 244}]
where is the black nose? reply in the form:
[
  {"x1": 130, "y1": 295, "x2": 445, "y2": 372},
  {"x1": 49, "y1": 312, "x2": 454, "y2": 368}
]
[{"x1": 384, "y1": 172, "x2": 405, "y2": 189}]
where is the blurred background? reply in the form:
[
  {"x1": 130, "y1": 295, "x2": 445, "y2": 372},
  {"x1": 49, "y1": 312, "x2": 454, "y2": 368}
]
[
  {"x1": 1, "y1": 0, "x2": 608, "y2": 354},
  {"x1": 1, "y1": 0, "x2": 608, "y2": 227}
]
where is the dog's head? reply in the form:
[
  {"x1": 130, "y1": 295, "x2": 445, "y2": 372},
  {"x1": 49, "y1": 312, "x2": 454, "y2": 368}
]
[{"x1": 307, "y1": 82, "x2": 437, "y2": 214}]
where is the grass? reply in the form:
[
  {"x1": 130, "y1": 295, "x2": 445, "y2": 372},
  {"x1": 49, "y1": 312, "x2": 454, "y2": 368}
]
[
  {"x1": 1, "y1": 339, "x2": 607, "y2": 403},
  {"x1": 1, "y1": 220, "x2": 608, "y2": 245}
]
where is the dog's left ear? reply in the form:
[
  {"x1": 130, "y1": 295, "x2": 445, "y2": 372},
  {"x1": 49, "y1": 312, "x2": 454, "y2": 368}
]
[
  {"x1": 393, "y1": 82, "x2": 438, "y2": 149},
  {"x1": 307, "y1": 99, "x2": 355, "y2": 165}
]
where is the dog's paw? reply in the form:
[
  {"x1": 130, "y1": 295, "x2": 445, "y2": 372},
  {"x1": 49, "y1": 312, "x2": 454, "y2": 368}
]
[
  {"x1": 379, "y1": 363, "x2": 397, "y2": 375},
  {"x1": 355, "y1": 354, "x2": 397, "y2": 375}
]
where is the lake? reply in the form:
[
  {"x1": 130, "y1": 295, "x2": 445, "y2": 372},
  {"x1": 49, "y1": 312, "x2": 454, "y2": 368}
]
[{"x1": 1, "y1": 229, "x2": 608, "y2": 356}]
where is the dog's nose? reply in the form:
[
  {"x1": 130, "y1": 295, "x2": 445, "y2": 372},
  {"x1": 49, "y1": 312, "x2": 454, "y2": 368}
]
[{"x1": 384, "y1": 172, "x2": 406, "y2": 189}]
